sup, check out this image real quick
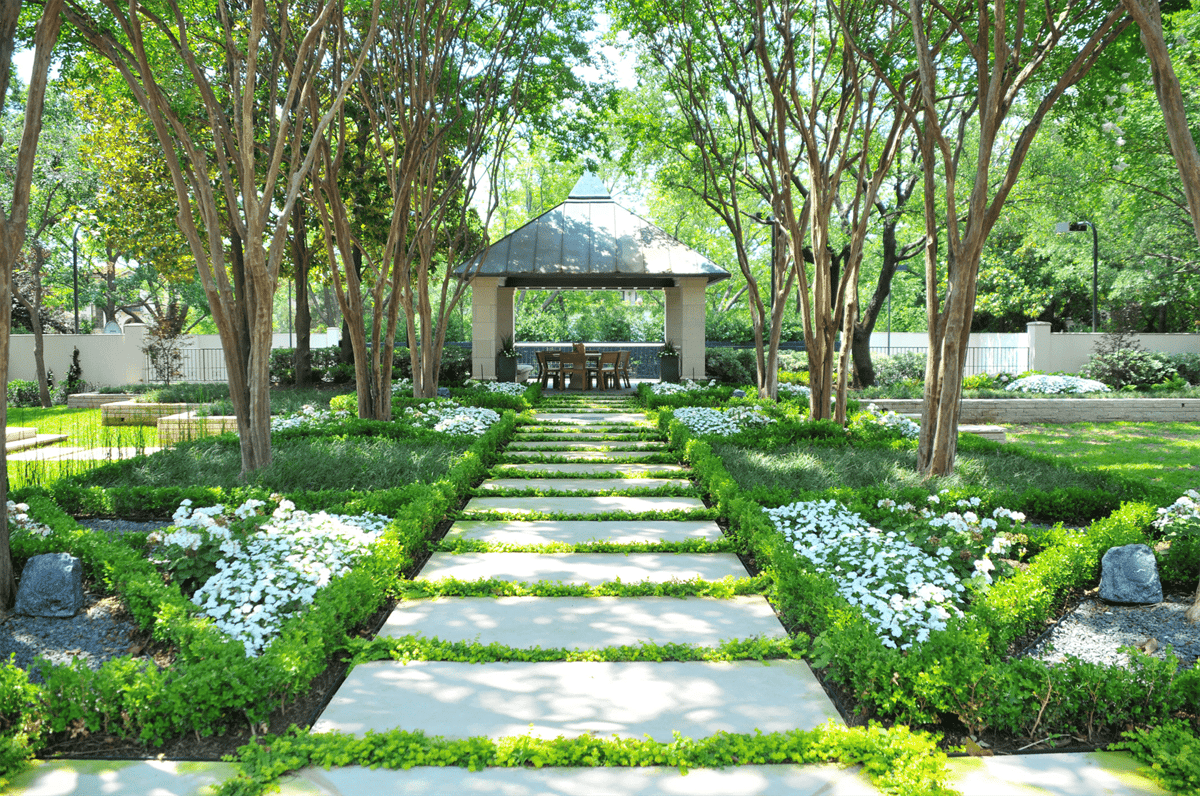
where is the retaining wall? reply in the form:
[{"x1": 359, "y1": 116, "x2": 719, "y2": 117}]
[
  {"x1": 101, "y1": 401, "x2": 210, "y2": 426},
  {"x1": 158, "y1": 412, "x2": 239, "y2": 445},
  {"x1": 869, "y1": 398, "x2": 1200, "y2": 424}
]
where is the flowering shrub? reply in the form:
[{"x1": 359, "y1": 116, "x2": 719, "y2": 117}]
[
  {"x1": 469, "y1": 381, "x2": 528, "y2": 396},
  {"x1": 1153, "y1": 489, "x2": 1200, "y2": 584},
  {"x1": 650, "y1": 379, "x2": 719, "y2": 396},
  {"x1": 766, "y1": 496, "x2": 1029, "y2": 649},
  {"x1": 152, "y1": 499, "x2": 389, "y2": 656},
  {"x1": 5, "y1": 500, "x2": 51, "y2": 537},
  {"x1": 1004, "y1": 374, "x2": 1111, "y2": 394},
  {"x1": 777, "y1": 383, "x2": 811, "y2": 400},
  {"x1": 270, "y1": 403, "x2": 351, "y2": 431},
  {"x1": 851, "y1": 403, "x2": 919, "y2": 440},
  {"x1": 391, "y1": 378, "x2": 414, "y2": 394},
  {"x1": 673, "y1": 405, "x2": 775, "y2": 437},
  {"x1": 401, "y1": 401, "x2": 500, "y2": 436}
]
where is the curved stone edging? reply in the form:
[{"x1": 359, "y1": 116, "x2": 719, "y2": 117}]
[{"x1": 867, "y1": 397, "x2": 1200, "y2": 424}]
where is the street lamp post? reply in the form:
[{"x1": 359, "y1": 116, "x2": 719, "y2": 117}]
[
  {"x1": 1055, "y1": 220, "x2": 1099, "y2": 332},
  {"x1": 72, "y1": 224, "x2": 82, "y2": 334}
]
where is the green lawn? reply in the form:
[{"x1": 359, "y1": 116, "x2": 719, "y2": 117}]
[{"x1": 1004, "y1": 421, "x2": 1200, "y2": 496}]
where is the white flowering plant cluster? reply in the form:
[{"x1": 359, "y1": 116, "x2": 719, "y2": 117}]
[
  {"x1": 466, "y1": 380, "x2": 528, "y2": 396},
  {"x1": 150, "y1": 498, "x2": 389, "y2": 656},
  {"x1": 1154, "y1": 489, "x2": 1200, "y2": 530},
  {"x1": 672, "y1": 405, "x2": 776, "y2": 437},
  {"x1": 401, "y1": 401, "x2": 501, "y2": 436},
  {"x1": 1004, "y1": 374, "x2": 1112, "y2": 394},
  {"x1": 390, "y1": 378, "x2": 414, "y2": 395},
  {"x1": 766, "y1": 496, "x2": 1030, "y2": 649},
  {"x1": 777, "y1": 383, "x2": 811, "y2": 400},
  {"x1": 270, "y1": 403, "x2": 351, "y2": 432},
  {"x1": 850, "y1": 403, "x2": 920, "y2": 441},
  {"x1": 650, "y1": 379, "x2": 720, "y2": 396},
  {"x1": 5, "y1": 500, "x2": 52, "y2": 538},
  {"x1": 1152, "y1": 490, "x2": 1200, "y2": 580}
]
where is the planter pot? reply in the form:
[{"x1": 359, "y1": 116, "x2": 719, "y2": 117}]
[
  {"x1": 496, "y1": 355, "x2": 519, "y2": 382},
  {"x1": 659, "y1": 355, "x2": 680, "y2": 383}
]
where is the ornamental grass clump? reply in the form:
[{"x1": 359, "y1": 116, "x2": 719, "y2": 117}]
[
  {"x1": 673, "y1": 405, "x2": 775, "y2": 437},
  {"x1": 1004, "y1": 374, "x2": 1111, "y2": 394},
  {"x1": 766, "y1": 496, "x2": 1031, "y2": 649},
  {"x1": 151, "y1": 498, "x2": 389, "y2": 657}
]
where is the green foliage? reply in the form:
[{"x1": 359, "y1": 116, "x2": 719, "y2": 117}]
[
  {"x1": 0, "y1": 656, "x2": 44, "y2": 789},
  {"x1": 1081, "y1": 347, "x2": 1177, "y2": 389},
  {"x1": 704, "y1": 347, "x2": 757, "y2": 385},
  {"x1": 6, "y1": 380, "x2": 42, "y2": 408},
  {"x1": 217, "y1": 722, "x2": 951, "y2": 796},
  {"x1": 872, "y1": 352, "x2": 925, "y2": 387},
  {"x1": 1115, "y1": 720, "x2": 1200, "y2": 796}
]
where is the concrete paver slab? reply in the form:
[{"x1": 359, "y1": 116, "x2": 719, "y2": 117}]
[
  {"x1": 277, "y1": 763, "x2": 881, "y2": 795},
  {"x1": 8, "y1": 759, "x2": 237, "y2": 796},
  {"x1": 461, "y1": 495, "x2": 706, "y2": 515},
  {"x1": 478, "y1": 478, "x2": 690, "y2": 492},
  {"x1": 496, "y1": 463, "x2": 688, "y2": 475},
  {"x1": 313, "y1": 660, "x2": 841, "y2": 739},
  {"x1": 534, "y1": 413, "x2": 650, "y2": 424},
  {"x1": 942, "y1": 751, "x2": 1171, "y2": 795},
  {"x1": 7, "y1": 445, "x2": 162, "y2": 461},
  {"x1": 418, "y1": 552, "x2": 749, "y2": 584},
  {"x1": 519, "y1": 425, "x2": 646, "y2": 434},
  {"x1": 507, "y1": 440, "x2": 665, "y2": 450},
  {"x1": 446, "y1": 519, "x2": 721, "y2": 544},
  {"x1": 379, "y1": 596, "x2": 785, "y2": 647},
  {"x1": 501, "y1": 451, "x2": 666, "y2": 461}
]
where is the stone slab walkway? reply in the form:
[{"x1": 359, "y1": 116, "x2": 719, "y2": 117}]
[
  {"x1": 446, "y1": 519, "x2": 722, "y2": 544},
  {"x1": 460, "y1": 495, "x2": 706, "y2": 515},
  {"x1": 417, "y1": 552, "x2": 750, "y2": 583}
]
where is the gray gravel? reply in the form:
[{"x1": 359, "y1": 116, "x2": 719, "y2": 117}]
[{"x1": 1025, "y1": 594, "x2": 1199, "y2": 671}]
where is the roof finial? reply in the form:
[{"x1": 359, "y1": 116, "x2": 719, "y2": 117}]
[{"x1": 568, "y1": 171, "x2": 612, "y2": 201}]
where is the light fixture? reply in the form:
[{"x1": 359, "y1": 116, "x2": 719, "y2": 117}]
[{"x1": 1055, "y1": 221, "x2": 1099, "y2": 332}]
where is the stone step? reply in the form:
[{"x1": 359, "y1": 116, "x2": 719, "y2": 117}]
[
  {"x1": 418, "y1": 552, "x2": 749, "y2": 584},
  {"x1": 477, "y1": 478, "x2": 691, "y2": 493},
  {"x1": 534, "y1": 412, "x2": 650, "y2": 425},
  {"x1": 501, "y1": 450, "x2": 667, "y2": 462},
  {"x1": 313, "y1": 659, "x2": 840, "y2": 740},
  {"x1": 518, "y1": 425, "x2": 650, "y2": 435},
  {"x1": 5, "y1": 427, "x2": 36, "y2": 443},
  {"x1": 506, "y1": 440, "x2": 665, "y2": 450},
  {"x1": 446, "y1": 519, "x2": 722, "y2": 545},
  {"x1": 6, "y1": 445, "x2": 162, "y2": 461},
  {"x1": 379, "y1": 596, "x2": 785, "y2": 648},
  {"x1": 513, "y1": 430, "x2": 656, "y2": 440},
  {"x1": 5, "y1": 433, "x2": 68, "y2": 453},
  {"x1": 961, "y1": 424, "x2": 1007, "y2": 442},
  {"x1": 460, "y1": 495, "x2": 705, "y2": 516},
  {"x1": 495, "y1": 463, "x2": 689, "y2": 476}
]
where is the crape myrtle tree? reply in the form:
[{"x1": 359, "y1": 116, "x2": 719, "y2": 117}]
[
  {"x1": 0, "y1": 0, "x2": 64, "y2": 608},
  {"x1": 313, "y1": 0, "x2": 605, "y2": 409},
  {"x1": 61, "y1": 0, "x2": 379, "y2": 475},
  {"x1": 847, "y1": 0, "x2": 1132, "y2": 475},
  {"x1": 614, "y1": 0, "x2": 915, "y2": 417}
]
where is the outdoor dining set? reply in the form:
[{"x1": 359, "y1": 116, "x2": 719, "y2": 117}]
[{"x1": 535, "y1": 344, "x2": 633, "y2": 391}]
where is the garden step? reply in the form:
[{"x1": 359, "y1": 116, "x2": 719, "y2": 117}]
[
  {"x1": 460, "y1": 495, "x2": 705, "y2": 516},
  {"x1": 517, "y1": 424, "x2": 650, "y2": 435},
  {"x1": 418, "y1": 552, "x2": 749, "y2": 584},
  {"x1": 5, "y1": 426, "x2": 36, "y2": 442},
  {"x1": 533, "y1": 412, "x2": 651, "y2": 425},
  {"x1": 5, "y1": 432, "x2": 68, "y2": 453},
  {"x1": 513, "y1": 430, "x2": 653, "y2": 439},
  {"x1": 477, "y1": 478, "x2": 691, "y2": 493},
  {"x1": 6, "y1": 444, "x2": 161, "y2": 461},
  {"x1": 505, "y1": 440, "x2": 666, "y2": 450},
  {"x1": 446, "y1": 519, "x2": 722, "y2": 545},
  {"x1": 960, "y1": 424, "x2": 1006, "y2": 442},
  {"x1": 312, "y1": 659, "x2": 840, "y2": 740},
  {"x1": 495, "y1": 462, "x2": 688, "y2": 476},
  {"x1": 501, "y1": 450, "x2": 666, "y2": 462},
  {"x1": 379, "y1": 595, "x2": 785, "y2": 648},
  {"x1": 268, "y1": 763, "x2": 881, "y2": 795}
]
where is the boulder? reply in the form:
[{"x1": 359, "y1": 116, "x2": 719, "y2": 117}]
[
  {"x1": 1099, "y1": 544, "x2": 1162, "y2": 605},
  {"x1": 14, "y1": 552, "x2": 85, "y2": 618},
  {"x1": 733, "y1": 389, "x2": 746, "y2": 398}
]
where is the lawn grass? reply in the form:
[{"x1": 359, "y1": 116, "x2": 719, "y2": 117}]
[{"x1": 1004, "y1": 421, "x2": 1200, "y2": 496}]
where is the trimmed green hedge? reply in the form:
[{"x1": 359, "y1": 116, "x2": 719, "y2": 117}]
[{"x1": 0, "y1": 411, "x2": 516, "y2": 779}]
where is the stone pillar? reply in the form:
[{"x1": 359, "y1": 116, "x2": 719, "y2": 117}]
[
  {"x1": 1026, "y1": 321, "x2": 1052, "y2": 374},
  {"x1": 472, "y1": 277, "x2": 501, "y2": 380},
  {"x1": 664, "y1": 284, "x2": 683, "y2": 354},
  {"x1": 680, "y1": 277, "x2": 707, "y2": 380}
]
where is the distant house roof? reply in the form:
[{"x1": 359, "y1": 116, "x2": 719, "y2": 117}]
[{"x1": 463, "y1": 173, "x2": 730, "y2": 289}]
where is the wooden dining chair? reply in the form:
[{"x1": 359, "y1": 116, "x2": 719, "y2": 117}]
[
  {"x1": 597, "y1": 351, "x2": 620, "y2": 391},
  {"x1": 560, "y1": 351, "x2": 590, "y2": 390},
  {"x1": 536, "y1": 351, "x2": 561, "y2": 391},
  {"x1": 616, "y1": 350, "x2": 632, "y2": 389}
]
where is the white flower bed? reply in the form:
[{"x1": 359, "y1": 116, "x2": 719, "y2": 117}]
[
  {"x1": 470, "y1": 381, "x2": 528, "y2": 396},
  {"x1": 1004, "y1": 374, "x2": 1111, "y2": 394},
  {"x1": 767, "y1": 497, "x2": 1028, "y2": 650},
  {"x1": 778, "y1": 383, "x2": 811, "y2": 399},
  {"x1": 155, "y1": 499, "x2": 388, "y2": 656},
  {"x1": 402, "y1": 401, "x2": 500, "y2": 436},
  {"x1": 391, "y1": 378, "x2": 414, "y2": 394},
  {"x1": 5, "y1": 500, "x2": 51, "y2": 537},
  {"x1": 1154, "y1": 489, "x2": 1200, "y2": 530},
  {"x1": 270, "y1": 403, "x2": 351, "y2": 431},
  {"x1": 859, "y1": 403, "x2": 920, "y2": 439},
  {"x1": 673, "y1": 405, "x2": 775, "y2": 436},
  {"x1": 651, "y1": 379, "x2": 719, "y2": 395}
]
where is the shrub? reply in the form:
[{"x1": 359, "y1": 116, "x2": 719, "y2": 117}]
[
  {"x1": 872, "y1": 352, "x2": 925, "y2": 386},
  {"x1": 1166, "y1": 352, "x2": 1200, "y2": 385},
  {"x1": 1081, "y1": 348, "x2": 1176, "y2": 390},
  {"x1": 705, "y1": 347, "x2": 757, "y2": 385},
  {"x1": 6, "y1": 380, "x2": 41, "y2": 408}
]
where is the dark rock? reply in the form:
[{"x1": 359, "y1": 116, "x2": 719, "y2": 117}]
[
  {"x1": 14, "y1": 553, "x2": 85, "y2": 618},
  {"x1": 1099, "y1": 544, "x2": 1163, "y2": 605},
  {"x1": 733, "y1": 389, "x2": 746, "y2": 398},
  {"x1": 437, "y1": 387, "x2": 451, "y2": 398}
]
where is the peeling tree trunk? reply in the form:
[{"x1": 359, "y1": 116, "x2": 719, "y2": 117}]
[{"x1": 292, "y1": 203, "x2": 313, "y2": 387}]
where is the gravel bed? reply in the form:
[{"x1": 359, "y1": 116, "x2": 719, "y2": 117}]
[{"x1": 1024, "y1": 594, "x2": 1199, "y2": 671}]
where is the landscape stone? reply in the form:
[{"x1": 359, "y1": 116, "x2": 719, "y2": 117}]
[
  {"x1": 733, "y1": 389, "x2": 746, "y2": 398},
  {"x1": 14, "y1": 552, "x2": 85, "y2": 618},
  {"x1": 1099, "y1": 544, "x2": 1162, "y2": 605}
]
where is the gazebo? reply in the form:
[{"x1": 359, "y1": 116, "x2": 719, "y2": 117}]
[{"x1": 465, "y1": 173, "x2": 730, "y2": 380}]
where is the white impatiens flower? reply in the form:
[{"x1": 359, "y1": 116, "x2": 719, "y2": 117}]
[
  {"x1": 1004, "y1": 375, "x2": 1111, "y2": 394},
  {"x1": 5, "y1": 500, "x2": 52, "y2": 537},
  {"x1": 673, "y1": 406, "x2": 775, "y2": 436},
  {"x1": 651, "y1": 379, "x2": 720, "y2": 397},
  {"x1": 469, "y1": 381, "x2": 528, "y2": 396},
  {"x1": 270, "y1": 403, "x2": 352, "y2": 431}
]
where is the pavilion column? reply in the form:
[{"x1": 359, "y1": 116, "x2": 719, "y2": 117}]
[
  {"x1": 663, "y1": 277, "x2": 707, "y2": 380},
  {"x1": 471, "y1": 277, "x2": 514, "y2": 380}
]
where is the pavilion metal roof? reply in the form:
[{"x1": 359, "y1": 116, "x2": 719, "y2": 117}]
[{"x1": 463, "y1": 173, "x2": 730, "y2": 289}]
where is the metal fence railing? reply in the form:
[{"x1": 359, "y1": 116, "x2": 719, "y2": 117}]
[
  {"x1": 869, "y1": 346, "x2": 1029, "y2": 376},
  {"x1": 145, "y1": 348, "x2": 229, "y2": 383}
]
